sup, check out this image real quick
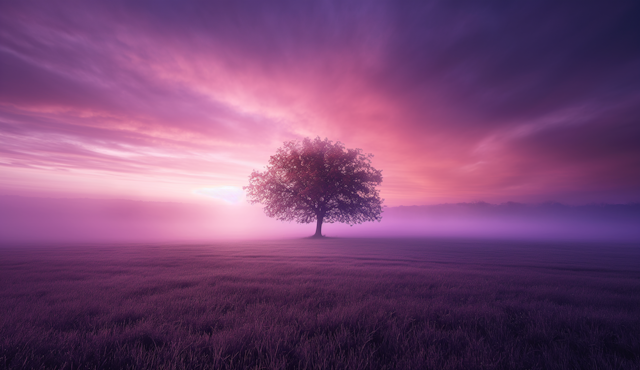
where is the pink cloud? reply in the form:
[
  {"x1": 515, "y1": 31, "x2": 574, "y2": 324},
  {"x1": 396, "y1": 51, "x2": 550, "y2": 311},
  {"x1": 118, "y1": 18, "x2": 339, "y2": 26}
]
[{"x1": 1, "y1": 1, "x2": 639, "y2": 208}]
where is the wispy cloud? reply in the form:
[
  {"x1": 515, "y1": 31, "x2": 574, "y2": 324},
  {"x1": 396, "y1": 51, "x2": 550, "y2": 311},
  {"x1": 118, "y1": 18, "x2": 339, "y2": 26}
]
[{"x1": 1, "y1": 1, "x2": 639, "y2": 205}]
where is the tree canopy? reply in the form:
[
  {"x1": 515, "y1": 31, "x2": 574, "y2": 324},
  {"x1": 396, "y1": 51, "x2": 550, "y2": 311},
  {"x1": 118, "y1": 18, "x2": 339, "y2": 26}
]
[{"x1": 244, "y1": 137, "x2": 383, "y2": 237}]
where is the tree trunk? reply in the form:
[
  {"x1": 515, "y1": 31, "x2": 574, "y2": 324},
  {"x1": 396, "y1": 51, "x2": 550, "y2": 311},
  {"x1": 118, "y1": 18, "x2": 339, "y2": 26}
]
[{"x1": 313, "y1": 214, "x2": 324, "y2": 238}]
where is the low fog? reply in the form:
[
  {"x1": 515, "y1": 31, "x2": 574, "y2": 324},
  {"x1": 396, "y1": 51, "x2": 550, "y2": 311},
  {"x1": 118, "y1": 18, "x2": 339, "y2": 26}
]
[{"x1": 1, "y1": 196, "x2": 639, "y2": 244}]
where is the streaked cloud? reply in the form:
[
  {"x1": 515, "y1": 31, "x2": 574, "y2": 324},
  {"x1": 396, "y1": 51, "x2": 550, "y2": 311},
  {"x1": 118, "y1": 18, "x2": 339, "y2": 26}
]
[{"x1": 1, "y1": 1, "x2": 639, "y2": 205}]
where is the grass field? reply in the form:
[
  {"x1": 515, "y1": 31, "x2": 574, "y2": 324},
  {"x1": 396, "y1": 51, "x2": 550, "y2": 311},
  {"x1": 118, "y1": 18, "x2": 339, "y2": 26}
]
[{"x1": 1, "y1": 238, "x2": 639, "y2": 369}]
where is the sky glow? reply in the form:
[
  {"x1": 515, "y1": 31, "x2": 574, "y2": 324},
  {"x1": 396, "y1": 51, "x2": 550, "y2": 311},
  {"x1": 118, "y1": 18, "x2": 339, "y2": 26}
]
[
  {"x1": 1, "y1": 1, "x2": 639, "y2": 212},
  {"x1": 193, "y1": 187, "x2": 245, "y2": 204}
]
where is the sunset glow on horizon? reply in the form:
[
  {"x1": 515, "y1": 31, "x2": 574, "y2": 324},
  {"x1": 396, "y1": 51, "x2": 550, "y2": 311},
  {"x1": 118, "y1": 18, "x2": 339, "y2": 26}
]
[
  {"x1": 3, "y1": 5, "x2": 640, "y2": 367},
  {"x1": 1, "y1": 1, "x2": 640, "y2": 212}
]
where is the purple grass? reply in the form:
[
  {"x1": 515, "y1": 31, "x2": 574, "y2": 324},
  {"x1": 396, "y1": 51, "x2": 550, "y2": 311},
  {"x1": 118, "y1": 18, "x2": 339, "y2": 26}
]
[{"x1": 1, "y1": 238, "x2": 639, "y2": 369}]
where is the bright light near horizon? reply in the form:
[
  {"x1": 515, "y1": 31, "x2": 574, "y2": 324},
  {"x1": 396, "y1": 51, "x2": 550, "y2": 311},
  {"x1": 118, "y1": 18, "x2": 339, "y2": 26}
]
[{"x1": 192, "y1": 186, "x2": 244, "y2": 204}]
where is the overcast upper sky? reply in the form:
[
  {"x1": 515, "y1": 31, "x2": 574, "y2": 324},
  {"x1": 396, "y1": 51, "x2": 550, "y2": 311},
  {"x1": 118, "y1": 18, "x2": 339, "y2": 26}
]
[{"x1": 2, "y1": 1, "x2": 639, "y2": 206}]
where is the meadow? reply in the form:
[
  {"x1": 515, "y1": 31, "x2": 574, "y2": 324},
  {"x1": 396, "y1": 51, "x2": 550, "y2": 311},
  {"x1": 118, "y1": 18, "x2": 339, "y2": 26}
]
[{"x1": 1, "y1": 238, "x2": 639, "y2": 369}]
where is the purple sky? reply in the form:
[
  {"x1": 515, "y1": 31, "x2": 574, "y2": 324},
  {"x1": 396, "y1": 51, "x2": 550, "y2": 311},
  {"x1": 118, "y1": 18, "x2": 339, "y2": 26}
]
[{"x1": 1, "y1": 1, "x2": 640, "y2": 210}]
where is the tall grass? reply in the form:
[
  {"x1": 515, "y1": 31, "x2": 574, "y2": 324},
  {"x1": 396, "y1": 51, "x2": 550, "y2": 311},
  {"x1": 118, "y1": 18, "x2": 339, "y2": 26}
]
[{"x1": 1, "y1": 238, "x2": 639, "y2": 369}]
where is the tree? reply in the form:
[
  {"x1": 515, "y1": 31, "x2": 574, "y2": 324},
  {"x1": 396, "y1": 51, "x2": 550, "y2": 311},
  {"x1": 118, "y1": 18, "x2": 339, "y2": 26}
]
[{"x1": 244, "y1": 137, "x2": 383, "y2": 237}]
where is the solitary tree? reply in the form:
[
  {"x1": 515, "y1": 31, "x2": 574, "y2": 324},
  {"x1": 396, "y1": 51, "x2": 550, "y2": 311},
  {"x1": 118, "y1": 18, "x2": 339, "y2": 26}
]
[{"x1": 244, "y1": 137, "x2": 383, "y2": 237}]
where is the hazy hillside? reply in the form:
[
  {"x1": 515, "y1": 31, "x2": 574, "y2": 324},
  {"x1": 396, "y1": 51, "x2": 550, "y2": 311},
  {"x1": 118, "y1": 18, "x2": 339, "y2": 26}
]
[{"x1": 2, "y1": 196, "x2": 639, "y2": 243}]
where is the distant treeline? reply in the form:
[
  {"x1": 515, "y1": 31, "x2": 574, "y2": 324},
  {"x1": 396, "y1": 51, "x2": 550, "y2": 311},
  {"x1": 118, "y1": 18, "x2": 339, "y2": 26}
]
[{"x1": 386, "y1": 202, "x2": 640, "y2": 222}]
